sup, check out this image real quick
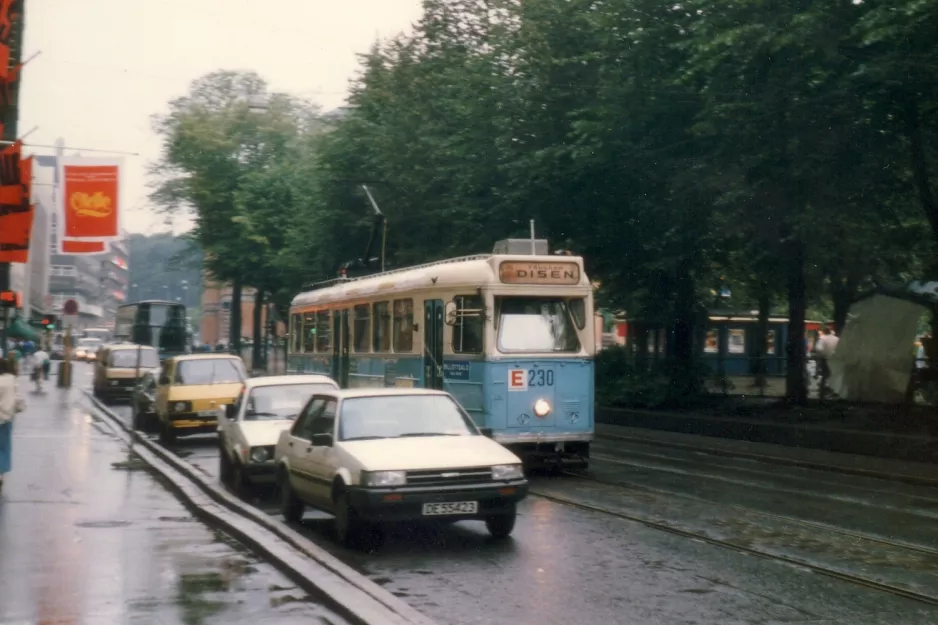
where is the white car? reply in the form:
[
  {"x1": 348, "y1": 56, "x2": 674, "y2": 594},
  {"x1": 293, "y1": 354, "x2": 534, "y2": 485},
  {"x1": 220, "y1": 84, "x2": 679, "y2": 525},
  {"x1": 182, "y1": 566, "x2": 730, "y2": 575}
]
[
  {"x1": 274, "y1": 388, "x2": 529, "y2": 546},
  {"x1": 217, "y1": 374, "x2": 340, "y2": 491}
]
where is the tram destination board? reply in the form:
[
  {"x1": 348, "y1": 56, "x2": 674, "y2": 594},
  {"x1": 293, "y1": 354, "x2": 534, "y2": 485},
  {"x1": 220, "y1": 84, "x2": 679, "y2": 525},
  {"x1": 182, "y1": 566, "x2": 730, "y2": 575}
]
[{"x1": 498, "y1": 260, "x2": 580, "y2": 285}]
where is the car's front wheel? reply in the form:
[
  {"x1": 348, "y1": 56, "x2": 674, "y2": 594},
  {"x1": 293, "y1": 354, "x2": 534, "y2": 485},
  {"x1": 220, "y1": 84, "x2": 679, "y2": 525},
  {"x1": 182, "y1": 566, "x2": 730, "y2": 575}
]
[
  {"x1": 279, "y1": 471, "x2": 304, "y2": 523},
  {"x1": 334, "y1": 491, "x2": 365, "y2": 547},
  {"x1": 485, "y1": 506, "x2": 517, "y2": 540}
]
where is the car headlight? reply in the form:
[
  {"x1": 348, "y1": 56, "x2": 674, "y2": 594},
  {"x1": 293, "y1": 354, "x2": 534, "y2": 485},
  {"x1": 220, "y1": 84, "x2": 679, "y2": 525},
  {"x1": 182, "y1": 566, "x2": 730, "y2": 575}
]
[
  {"x1": 492, "y1": 464, "x2": 524, "y2": 480},
  {"x1": 249, "y1": 446, "x2": 272, "y2": 463},
  {"x1": 172, "y1": 401, "x2": 191, "y2": 413},
  {"x1": 533, "y1": 399, "x2": 551, "y2": 417},
  {"x1": 361, "y1": 471, "x2": 407, "y2": 487}
]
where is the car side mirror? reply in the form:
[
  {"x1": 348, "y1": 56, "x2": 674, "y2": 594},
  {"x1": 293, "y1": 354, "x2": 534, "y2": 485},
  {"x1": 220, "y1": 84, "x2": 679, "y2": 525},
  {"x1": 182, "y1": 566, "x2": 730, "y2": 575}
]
[
  {"x1": 480, "y1": 427, "x2": 494, "y2": 438},
  {"x1": 311, "y1": 433, "x2": 333, "y2": 447},
  {"x1": 225, "y1": 404, "x2": 237, "y2": 419}
]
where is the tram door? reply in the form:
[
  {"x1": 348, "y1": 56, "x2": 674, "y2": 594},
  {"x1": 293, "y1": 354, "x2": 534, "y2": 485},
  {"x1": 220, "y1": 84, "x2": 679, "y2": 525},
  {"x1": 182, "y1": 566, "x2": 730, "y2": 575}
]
[
  {"x1": 423, "y1": 299, "x2": 445, "y2": 390},
  {"x1": 332, "y1": 309, "x2": 350, "y2": 388}
]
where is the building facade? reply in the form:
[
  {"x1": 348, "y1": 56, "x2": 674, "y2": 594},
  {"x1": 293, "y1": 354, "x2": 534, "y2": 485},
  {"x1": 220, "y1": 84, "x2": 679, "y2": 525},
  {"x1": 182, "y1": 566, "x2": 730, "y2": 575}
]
[{"x1": 200, "y1": 274, "x2": 284, "y2": 347}]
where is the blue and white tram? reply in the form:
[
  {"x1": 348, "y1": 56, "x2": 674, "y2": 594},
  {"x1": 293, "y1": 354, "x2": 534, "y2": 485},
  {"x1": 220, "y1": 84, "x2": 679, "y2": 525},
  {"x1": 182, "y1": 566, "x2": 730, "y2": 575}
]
[{"x1": 286, "y1": 242, "x2": 596, "y2": 467}]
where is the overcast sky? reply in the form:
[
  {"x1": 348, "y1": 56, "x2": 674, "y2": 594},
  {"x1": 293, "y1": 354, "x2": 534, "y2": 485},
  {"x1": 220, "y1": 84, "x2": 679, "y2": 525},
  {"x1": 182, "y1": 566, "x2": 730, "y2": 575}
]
[{"x1": 19, "y1": 0, "x2": 423, "y2": 234}]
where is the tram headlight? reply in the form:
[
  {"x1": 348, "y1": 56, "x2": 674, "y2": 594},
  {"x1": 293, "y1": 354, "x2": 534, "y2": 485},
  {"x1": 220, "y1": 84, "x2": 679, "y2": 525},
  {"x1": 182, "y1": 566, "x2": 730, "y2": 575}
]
[
  {"x1": 533, "y1": 398, "x2": 551, "y2": 418},
  {"x1": 492, "y1": 464, "x2": 524, "y2": 480}
]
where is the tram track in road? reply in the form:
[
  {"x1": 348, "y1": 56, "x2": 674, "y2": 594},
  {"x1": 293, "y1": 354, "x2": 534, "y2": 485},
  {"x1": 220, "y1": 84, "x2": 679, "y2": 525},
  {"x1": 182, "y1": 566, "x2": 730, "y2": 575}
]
[
  {"x1": 525, "y1": 460, "x2": 938, "y2": 609},
  {"x1": 562, "y1": 461, "x2": 938, "y2": 557},
  {"x1": 570, "y1": 453, "x2": 938, "y2": 556},
  {"x1": 529, "y1": 487, "x2": 938, "y2": 608}
]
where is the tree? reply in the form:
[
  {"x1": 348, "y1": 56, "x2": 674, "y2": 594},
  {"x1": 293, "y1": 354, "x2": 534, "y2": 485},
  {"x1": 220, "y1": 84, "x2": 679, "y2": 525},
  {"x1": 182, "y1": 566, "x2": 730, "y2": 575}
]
[{"x1": 151, "y1": 71, "x2": 318, "y2": 355}]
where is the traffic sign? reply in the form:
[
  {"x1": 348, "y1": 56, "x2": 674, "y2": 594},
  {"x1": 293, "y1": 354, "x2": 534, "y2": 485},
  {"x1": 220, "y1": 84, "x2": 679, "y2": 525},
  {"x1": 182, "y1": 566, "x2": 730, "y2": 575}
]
[{"x1": 63, "y1": 298, "x2": 79, "y2": 315}]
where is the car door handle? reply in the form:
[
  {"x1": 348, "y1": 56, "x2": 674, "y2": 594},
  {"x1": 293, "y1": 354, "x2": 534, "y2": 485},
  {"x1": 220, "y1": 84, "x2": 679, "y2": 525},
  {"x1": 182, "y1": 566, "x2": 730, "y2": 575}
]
[
  {"x1": 306, "y1": 446, "x2": 313, "y2": 452},
  {"x1": 288, "y1": 441, "x2": 293, "y2": 447}
]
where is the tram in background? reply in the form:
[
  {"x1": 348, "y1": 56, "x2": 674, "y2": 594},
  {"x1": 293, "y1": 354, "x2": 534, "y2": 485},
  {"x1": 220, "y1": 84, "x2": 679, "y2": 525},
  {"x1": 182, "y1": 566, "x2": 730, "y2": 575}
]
[
  {"x1": 287, "y1": 239, "x2": 596, "y2": 468},
  {"x1": 114, "y1": 300, "x2": 190, "y2": 361}
]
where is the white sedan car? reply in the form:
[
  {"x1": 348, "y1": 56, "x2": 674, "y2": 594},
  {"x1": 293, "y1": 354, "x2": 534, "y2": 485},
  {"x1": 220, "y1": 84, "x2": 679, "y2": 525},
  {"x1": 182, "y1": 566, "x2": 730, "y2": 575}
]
[
  {"x1": 217, "y1": 374, "x2": 339, "y2": 491},
  {"x1": 275, "y1": 388, "x2": 529, "y2": 546}
]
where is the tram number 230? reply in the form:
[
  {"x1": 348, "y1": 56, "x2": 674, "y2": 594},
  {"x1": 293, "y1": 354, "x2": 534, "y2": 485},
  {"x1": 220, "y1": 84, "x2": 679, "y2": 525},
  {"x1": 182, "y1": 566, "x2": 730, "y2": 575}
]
[{"x1": 508, "y1": 368, "x2": 554, "y2": 390}]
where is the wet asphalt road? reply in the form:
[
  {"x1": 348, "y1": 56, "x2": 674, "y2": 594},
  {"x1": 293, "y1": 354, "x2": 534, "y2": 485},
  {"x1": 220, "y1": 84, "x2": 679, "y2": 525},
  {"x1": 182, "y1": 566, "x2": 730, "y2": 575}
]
[
  {"x1": 0, "y1": 372, "x2": 350, "y2": 625},
  {"x1": 91, "y1": 362, "x2": 938, "y2": 625}
]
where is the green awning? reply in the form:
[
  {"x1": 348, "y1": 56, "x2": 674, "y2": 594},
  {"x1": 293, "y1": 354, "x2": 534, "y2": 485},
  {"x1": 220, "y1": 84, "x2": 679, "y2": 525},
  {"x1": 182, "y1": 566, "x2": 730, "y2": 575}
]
[{"x1": 6, "y1": 315, "x2": 40, "y2": 342}]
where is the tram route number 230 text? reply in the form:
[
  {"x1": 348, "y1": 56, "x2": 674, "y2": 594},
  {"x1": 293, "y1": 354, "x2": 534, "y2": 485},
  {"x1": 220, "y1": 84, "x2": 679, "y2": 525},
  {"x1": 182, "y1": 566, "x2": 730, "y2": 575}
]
[{"x1": 508, "y1": 368, "x2": 554, "y2": 391}]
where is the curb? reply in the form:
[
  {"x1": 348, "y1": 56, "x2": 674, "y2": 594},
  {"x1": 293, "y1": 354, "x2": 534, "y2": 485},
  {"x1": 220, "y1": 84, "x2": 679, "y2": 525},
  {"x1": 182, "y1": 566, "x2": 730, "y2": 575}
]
[
  {"x1": 84, "y1": 391, "x2": 437, "y2": 625},
  {"x1": 596, "y1": 430, "x2": 938, "y2": 488}
]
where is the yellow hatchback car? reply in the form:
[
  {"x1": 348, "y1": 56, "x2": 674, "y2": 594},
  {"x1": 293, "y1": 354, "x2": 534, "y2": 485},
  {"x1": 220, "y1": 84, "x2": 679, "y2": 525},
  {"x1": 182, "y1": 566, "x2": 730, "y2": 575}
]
[{"x1": 155, "y1": 354, "x2": 247, "y2": 444}]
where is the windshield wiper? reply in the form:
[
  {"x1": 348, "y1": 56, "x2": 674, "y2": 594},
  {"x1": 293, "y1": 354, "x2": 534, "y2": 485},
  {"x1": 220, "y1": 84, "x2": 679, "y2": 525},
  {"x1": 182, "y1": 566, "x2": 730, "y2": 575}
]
[
  {"x1": 397, "y1": 432, "x2": 461, "y2": 438},
  {"x1": 246, "y1": 411, "x2": 280, "y2": 418},
  {"x1": 342, "y1": 435, "x2": 386, "y2": 441}
]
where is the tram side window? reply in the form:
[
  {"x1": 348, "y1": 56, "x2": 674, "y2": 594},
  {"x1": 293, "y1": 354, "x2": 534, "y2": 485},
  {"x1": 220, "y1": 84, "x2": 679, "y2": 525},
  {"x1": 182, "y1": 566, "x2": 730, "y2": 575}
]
[
  {"x1": 373, "y1": 301, "x2": 391, "y2": 352},
  {"x1": 316, "y1": 310, "x2": 331, "y2": 352},
  {"x1": 303, "y1": 313, "x2": 317, "y2": 353},
  {"x1": 353, "y1": 304, "x2": 371, "y2": 353},
  {"x1": 291, "y1": 314, "x2": 303, "y2": 353},
  {"x1": 393, "y1": 299, "x2": 414, "y2": 352},
  {"x1": 452, "y1": 295, "x2": 484, "y2": 354}
]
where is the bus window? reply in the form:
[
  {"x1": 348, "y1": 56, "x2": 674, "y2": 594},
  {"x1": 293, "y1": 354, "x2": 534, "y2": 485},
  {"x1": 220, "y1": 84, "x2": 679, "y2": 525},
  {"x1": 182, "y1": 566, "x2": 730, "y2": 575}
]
[
  {"x1": 373, "y1": 301, "x2": 391, "y2": 352},
  {"x1": 291, "y1": 314, "x2": 303, "y2": 353},
  {"x1": 393, "y1": 299, "x2": 414, "y2": 353},
  {"x1": 316, "y1": 310, "x2": 331, "y2": 352},
  {"x1": 452, "y1": 295, "x2": 483, "y2": 354},
  {"x1": 303, "y1": 312, "x2": 316, "y2": 352},
  {"x1": 353, "y1": 305, "x2": 371, "y2": 353}
]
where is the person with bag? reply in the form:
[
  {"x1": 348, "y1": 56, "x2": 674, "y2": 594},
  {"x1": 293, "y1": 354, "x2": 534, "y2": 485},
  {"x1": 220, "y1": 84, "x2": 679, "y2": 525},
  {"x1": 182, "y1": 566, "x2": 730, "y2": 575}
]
[{"x1": 0, "y1": 358, "x2": 25, "y2": 494}]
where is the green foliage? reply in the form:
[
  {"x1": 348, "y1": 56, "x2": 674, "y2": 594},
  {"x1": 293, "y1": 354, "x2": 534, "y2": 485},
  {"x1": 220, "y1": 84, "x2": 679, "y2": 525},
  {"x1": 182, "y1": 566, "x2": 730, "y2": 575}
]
[{"x1": 153, "y1": 0, "x2": 938, "y2": 401}]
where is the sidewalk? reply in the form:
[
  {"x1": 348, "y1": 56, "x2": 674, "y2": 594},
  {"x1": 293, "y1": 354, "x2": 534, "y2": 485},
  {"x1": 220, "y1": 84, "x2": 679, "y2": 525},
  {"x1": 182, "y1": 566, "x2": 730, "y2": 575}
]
[
  {"x1": 0, "y1": 382, "x2": 349, "y2": 625},
  {"x1": 596, "y1": 423, "x2": 938, "y2": 486}
]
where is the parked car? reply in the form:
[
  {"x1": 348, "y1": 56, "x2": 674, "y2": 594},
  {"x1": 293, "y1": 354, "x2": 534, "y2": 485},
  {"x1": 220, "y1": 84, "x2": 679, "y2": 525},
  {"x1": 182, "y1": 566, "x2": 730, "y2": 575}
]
[
  {"x1": 274, "y1": 388, "x2": 529, "y2": 546},
  {"x1": 217, "y1": 374, "x2": 339, "y2": 491},
  {"x1": 93, "y1": 343, "x2": 160, "y2": 403},
  {"x1": 152, "y1": 354, "x2": 247, "y2": 444}
]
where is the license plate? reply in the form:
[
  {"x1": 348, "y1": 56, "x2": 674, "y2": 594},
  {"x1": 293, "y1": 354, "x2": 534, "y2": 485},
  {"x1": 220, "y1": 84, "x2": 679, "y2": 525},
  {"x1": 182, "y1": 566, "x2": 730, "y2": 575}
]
[
  {"x1": 422, "y1": 501, "x2": 478, "y2": 516},
  {"x1": 197, "y1": 410, "x2": 216, "y2": 417}
]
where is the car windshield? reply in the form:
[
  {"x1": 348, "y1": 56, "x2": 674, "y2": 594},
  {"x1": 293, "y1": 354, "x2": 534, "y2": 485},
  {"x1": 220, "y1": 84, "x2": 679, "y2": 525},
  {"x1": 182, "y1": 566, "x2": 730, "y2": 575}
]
[
  {"x1": 77, "y1": 339, "x2": 101, "y2": 350},
  {"x1": 110, "y1": 349, "x2": 160, "y2": 368},
  {"x1": 244, "y1": 383, "x2": 337, "y2": 421},
  {"x1": 337, "y1": 395, "x2": 479, "y2": 441},
  {"x1": 496, "y1": 297, "x2": 581, "y2": 353},
  {"x1": 174, "y1": 359, "x2": 245, "y2": 385}
]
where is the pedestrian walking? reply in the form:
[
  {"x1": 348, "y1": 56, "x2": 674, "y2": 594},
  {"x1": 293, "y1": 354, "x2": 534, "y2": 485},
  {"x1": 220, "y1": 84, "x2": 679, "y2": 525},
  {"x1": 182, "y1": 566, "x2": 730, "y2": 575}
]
[
  {"x1": 29, "y1": 346, "x2": 50, "y2": 392},
  {"x1": 0, "y1": 358, "x2": 26, "y2": 494},
  {"x1": 814, "y1": 327, "x2": 840, "y2": 398}
]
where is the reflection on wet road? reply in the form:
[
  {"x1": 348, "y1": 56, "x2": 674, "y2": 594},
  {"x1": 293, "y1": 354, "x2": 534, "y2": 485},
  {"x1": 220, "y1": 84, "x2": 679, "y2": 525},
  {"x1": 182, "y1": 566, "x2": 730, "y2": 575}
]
[
  {"x1": 0, "y1": 372, "x2": 349, "y2": 625},
  {"x1": 101, "y1": 380, "x2": 938, "y2": 625}
]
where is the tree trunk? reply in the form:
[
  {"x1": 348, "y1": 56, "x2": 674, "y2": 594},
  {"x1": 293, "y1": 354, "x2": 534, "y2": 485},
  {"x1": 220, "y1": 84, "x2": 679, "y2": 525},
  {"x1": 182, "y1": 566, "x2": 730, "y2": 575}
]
[
  {"x1": 784, "y1": 237, "x2": 808, "y2": 404},
  {"x1": 252, "y1": 289, "x2": 265, "y2": 372},
  {"x1": 230, "y1": 276, "x2": 242, "y2": 355},
  {"x1": 670, "y1": 263, "x2": 698, "y2": 396},
  {"x1": 831, "y1": 275, "x2": 857, "y2": 336},
  {"x1": 902, "y1": 93, "x2": 938, "y2": 242},
  {"x1": 753, "y1": 289, "x2": 771, "y2": 393}
]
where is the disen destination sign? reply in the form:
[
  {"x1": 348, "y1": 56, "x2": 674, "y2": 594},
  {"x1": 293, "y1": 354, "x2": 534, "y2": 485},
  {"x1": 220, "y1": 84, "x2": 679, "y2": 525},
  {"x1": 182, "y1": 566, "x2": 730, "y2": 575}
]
[{"x1": 499, "y1": 261, "x2": 580, "y2": 285}]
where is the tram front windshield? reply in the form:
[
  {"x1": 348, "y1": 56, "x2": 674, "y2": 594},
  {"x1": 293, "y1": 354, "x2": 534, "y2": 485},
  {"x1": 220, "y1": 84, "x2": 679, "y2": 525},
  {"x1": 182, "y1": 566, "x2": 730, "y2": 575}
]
[{"x1": 496, "y1": 297, "x2": 581, "y2": 353}]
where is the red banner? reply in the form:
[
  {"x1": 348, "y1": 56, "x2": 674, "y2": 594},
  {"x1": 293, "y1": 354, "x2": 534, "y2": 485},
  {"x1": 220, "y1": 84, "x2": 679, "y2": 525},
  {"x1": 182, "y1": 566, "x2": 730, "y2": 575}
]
[
  {"x1": 62, "y1": 239, "x2": 106, "y2": 254},
  {"x1": 61, "y1": 161, "x2": 120, "y2": 239}
]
